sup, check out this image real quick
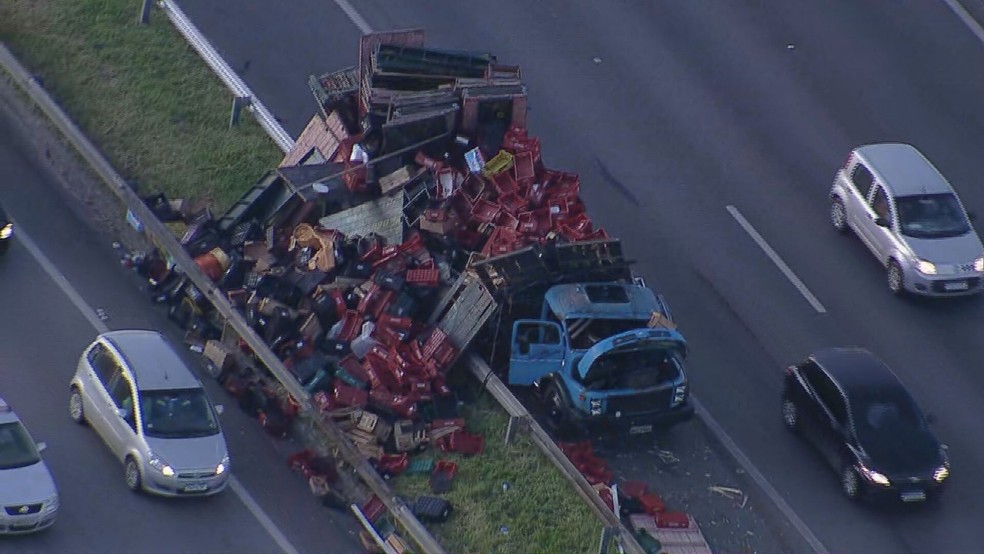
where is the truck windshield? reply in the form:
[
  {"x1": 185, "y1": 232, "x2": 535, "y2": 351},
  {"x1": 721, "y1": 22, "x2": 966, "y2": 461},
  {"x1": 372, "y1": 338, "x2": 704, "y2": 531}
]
[
  {"x1": 139, "y1": 388, "x2": 220, "y2": 439},
  {"x1": 580, "y1": 349, "x2": 680, "y2": 390},
  {"x1": 567, "y1": 318, "x2": 650, "y2": 350}
]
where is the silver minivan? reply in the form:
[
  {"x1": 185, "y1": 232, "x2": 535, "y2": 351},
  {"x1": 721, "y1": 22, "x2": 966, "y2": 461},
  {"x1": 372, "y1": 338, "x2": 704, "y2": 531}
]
[
  {"x1": 69, "y1": 330, "x2": 230, "y2": 496},
  {"x1": 830, "y1": 143, "x2": 984, "y2": 296}
]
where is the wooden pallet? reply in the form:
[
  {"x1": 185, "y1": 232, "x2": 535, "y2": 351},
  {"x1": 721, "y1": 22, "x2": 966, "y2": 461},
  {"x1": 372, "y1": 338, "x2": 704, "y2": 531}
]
[{"x1": 429, "y1": 271, "x2": 497, "y2": 359}]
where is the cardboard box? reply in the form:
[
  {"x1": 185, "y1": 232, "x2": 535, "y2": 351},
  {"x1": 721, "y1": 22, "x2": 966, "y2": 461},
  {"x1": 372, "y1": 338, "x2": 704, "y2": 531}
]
[{"x1": 203, "y1": 340, "x2": 238, "y2": 372}]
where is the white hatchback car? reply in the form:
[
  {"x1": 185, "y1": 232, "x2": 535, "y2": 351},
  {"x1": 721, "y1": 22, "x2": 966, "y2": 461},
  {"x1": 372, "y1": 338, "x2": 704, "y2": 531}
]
[
  {"x1": 830, "y1": 143, "x2": 984, "y2": 296},
  {"x1": 0, "y1": 398, "x2": 58, "y2": 534},
  {"x1": 69, "y1": 330, "x2": 230, "y2": 496}
]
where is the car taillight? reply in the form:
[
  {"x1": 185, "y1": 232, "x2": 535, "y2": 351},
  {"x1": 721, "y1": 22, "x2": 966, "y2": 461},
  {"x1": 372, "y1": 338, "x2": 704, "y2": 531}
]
[{"x1": 784, "y1": 365, "x2": 795, "y2": 376}]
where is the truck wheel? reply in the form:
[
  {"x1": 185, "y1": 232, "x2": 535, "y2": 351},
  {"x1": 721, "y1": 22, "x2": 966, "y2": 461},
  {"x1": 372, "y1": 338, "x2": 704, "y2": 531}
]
[{"x1": 544, "y1": 382, "x2": 575, "y2": 438}]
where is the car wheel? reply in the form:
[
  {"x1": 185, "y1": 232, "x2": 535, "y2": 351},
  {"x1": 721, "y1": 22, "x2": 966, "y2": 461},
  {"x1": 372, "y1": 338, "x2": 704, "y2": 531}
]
[
  {"x1": 781, "y1": 397, "x2": 800, "y2": 433},
  {"x1": 830, "y1": 198, "x2": 848, "y2": 234},
  {"x1": 69, "y1": 388, "x2": 87, "y2": 425},
  {"x1": 887, "y1": 260, "x2": 905, "y2": 296},
  {"x1": 841, "y1": 465, "x2": 862, "y2": 501},
  {"x1": 124, "y1": 457, "x2": 142, "y2": 492}
]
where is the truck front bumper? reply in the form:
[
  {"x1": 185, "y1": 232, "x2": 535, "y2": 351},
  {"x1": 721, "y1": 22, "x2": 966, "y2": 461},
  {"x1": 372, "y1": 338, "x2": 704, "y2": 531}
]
[{"x1": 577, "y1": 399, "x2": 695, "y2": 434}]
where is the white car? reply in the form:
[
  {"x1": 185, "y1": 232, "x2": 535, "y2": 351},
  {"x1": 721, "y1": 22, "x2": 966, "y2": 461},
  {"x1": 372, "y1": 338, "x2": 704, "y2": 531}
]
[
  {"x1": 830, "y1": 143, "x2": 984, "y2": 296},
  {"x1": 0, "y1": 397, "x2": 58, "y2": 534}
]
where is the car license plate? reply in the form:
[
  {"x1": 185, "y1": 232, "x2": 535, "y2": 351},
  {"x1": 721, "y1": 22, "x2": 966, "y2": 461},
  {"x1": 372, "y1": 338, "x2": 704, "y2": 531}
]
[
  {"x1": 944, "y1": 281, "x2": 969, "y2": 291},
  {"x1": 184, "y1": 483, "x2": 208, "y2": 493},
  {"x1": 629, "y1": 425, "x2": 653, "y2": 435},
  {"x1": 900, "y1": 490, "x2": 926, "y2": 502}
]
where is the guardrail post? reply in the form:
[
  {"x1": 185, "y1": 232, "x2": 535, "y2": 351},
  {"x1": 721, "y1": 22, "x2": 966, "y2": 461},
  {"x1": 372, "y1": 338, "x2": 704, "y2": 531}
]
[
  {"x1": 138, "y1": 0, "x2": 153, "y2": 25},
  {"x1": 505, "y1": 415, "x2": 521, "y2": 445},
  {"x1": 597, "y1": 526, "x2": 614, "y2": 554},
  {"x1": 229, "y1": 95, "x2": 251, "y2": 128}
]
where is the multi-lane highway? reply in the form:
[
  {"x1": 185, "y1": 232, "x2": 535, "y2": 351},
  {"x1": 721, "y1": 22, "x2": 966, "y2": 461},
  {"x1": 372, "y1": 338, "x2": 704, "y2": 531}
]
[
  {"x1": 177, "y1": 1, "x2": 984, "y2": 553},
  {"x1": 0, "y1": 87, "x2": 362, "y2": 552}
]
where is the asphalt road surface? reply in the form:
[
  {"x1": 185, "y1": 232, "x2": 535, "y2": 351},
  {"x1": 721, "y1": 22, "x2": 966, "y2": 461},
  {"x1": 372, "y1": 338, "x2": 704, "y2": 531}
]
[
  {"x1": 178, "y1": 1, "x2": 984, "y2": 553},
  {"x1": 0, "y1": 89, "x2": 362, "y2": 553}
]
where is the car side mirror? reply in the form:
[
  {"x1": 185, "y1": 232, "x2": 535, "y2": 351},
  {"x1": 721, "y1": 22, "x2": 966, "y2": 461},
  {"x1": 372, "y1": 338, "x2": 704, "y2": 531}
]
[
  {"x1": 215, "y1": 404, "x2": 225, "y2": 415},
  {"x1": 926, "y1": 412, "x2": 937, "y2": 425},
  {"x1": 874, "y1": 216, "x2": 889, "y2": 228},
  {"x1": 36, "y1": 441, "x2": 47, "y2": 453}
]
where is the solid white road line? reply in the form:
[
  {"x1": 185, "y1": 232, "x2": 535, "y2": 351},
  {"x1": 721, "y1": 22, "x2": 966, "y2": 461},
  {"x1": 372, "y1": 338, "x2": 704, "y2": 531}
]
[
  {"x1": 944, "y1": 0, "x2": 984, "y2": 43},
  {"x1": 332, "y1": 0, "x2": 374, "y2": 34},
  {"x1": 15, "y1": 227, "x2": 301, "y2": 554},
  {"x1": 726, "y1": 205, "x2": 827, "y2": 313},
  {"x1": 693, "y1": 398, "x2": 829, "y2": 554}
]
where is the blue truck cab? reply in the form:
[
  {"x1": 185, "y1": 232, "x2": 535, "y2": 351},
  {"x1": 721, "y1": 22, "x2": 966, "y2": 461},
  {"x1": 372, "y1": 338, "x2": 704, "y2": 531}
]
[{"x1": 507, "y1": 281, "x2": 694, "y2": 434}]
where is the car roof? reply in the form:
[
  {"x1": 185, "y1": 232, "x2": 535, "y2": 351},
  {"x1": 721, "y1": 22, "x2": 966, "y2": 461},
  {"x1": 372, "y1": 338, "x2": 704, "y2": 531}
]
[
  {"x1": 854, "y1": 143, "x2": 954, "y2": 197},
  {"x1": 545, "y1": 282, "x2": 664, "y2": 319},
  {"x1": 102, "y1": 330, "x2": 201, "y2": 391},
  {"x1": 809, "y1": 347, "x2": 905, "y2": 392}
]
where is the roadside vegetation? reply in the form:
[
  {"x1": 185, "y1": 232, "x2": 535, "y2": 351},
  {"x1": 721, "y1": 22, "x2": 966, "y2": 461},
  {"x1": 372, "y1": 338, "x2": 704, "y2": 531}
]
[{"x1": 0, "y1": 1, "x2": 608, "y2": 552}]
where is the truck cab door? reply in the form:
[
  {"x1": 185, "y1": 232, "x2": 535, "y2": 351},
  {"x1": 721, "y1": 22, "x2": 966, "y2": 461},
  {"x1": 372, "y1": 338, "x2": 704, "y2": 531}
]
[{"x1": 508, "y1": 320, "x2": 566, "y2": 386}]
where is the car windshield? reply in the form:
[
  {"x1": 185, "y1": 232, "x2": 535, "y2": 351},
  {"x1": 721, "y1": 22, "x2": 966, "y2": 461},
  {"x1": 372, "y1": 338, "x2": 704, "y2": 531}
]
[
  {"x1": 0, "y1": 421, "x2": 41, "y2": 470},
  {"x1": 139, "y1": 388, "x2": 220, "y2": 439},
  {"x1": 852, "y1": 388, "x2": 927, "y2": 445},
  {"x1": 896, "y1": 193, "x2": 970, "y2": 239}
]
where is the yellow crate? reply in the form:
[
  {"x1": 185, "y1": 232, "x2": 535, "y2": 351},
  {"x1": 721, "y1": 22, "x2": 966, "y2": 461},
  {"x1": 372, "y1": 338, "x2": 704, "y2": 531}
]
[{"x1": 481, "y1": 150, "x2": 515, "y2": 177}]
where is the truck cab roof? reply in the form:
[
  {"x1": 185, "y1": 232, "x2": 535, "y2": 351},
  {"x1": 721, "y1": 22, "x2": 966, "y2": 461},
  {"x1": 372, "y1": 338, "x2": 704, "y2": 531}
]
[{"x1": 545, "y1": 282, "x2": 664, "y2": 320}]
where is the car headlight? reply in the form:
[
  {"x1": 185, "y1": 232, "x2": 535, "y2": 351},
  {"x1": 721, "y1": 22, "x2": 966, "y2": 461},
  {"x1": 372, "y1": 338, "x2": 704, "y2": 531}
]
[
  {"x1": 916, "y1": 259, "x2": 937, "y2": 275},
  {"x1": 216, "y1": 455, "x2": 230, "y2": 475},
  {"x1": 0, "y1": 223, "x2": 12, "y2": 239},
  {"x1": 42, "y1": 495, "x2": 59, "y2": 514},
  {"x1": 148, "y1": 452, "x2": 175, "y2": 477},
  {"x1": 975, "y1": 257, "x2": 984, "y2": 272},
  {"x1": 672, "y1": 384, "x2": 688, "y2": 406},
  {"x1": 858, "y1": 464, "x2": 891, "y2": 486},
  {"x1": 933, "y1": 465, "x2": 949, "y2": 482}
]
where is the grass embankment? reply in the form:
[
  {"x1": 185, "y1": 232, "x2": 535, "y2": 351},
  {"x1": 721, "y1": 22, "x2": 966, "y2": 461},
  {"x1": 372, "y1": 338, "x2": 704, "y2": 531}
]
[{"x1": 0, "y1": 2, "x2": 607, "y2": 552}]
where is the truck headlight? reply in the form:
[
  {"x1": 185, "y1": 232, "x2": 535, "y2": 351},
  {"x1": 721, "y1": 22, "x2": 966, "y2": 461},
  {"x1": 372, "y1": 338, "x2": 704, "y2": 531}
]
[
  {"x1": 0, "y1": 223, "x2": 12, "y2": 239},
  {"x1": 216, "y1": 455, "x2": 230, "y2": 475},
  {"x1": 148, "y1": 452, "x2": 175, "y2": 477},
  {"x1": 672, "y1": 385, "x2": 687, "y2": 406},
  {"x1": 916, "y1": 260, "x2": 937, "y2": 275},
  {"x1": 975, "y1": 257, "x2": 984, "y2": 272},
  {"x1": 933, "y1": 465, "x2": 949, "y2": 482},
  {"x1": 589, "y1": 399, "x2": 602, "y2": 416}
]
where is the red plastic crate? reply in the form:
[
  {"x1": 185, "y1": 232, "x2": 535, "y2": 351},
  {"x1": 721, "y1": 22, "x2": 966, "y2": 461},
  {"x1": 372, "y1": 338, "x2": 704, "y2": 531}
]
[
  {"x1": 655, "y1": 511, "x2": 691, "y2": 529},
  {"x1": 433, "y1": 460, "x2": 458, "y2": 479},
  {"x1": 498, "y1": 192, "x2": 530, "y2": 214},
  {"x1": 470, "y1": 198, "x2": 501, "y2": 224},
  {"x1": 512, "y1": 150, "x2": 536, "y2": 185},
  {"x1": 334, "y1": 310, "x2": 362, "y2": 341},
  {"x1": 491, "y1": 171, "x2": 519, "y2": 196},
  {"x1": 620, "y1": 480, "x2": 650, "y2": 500},
  {"x1": 361, "y1": 495, "x2": 386, "y2": 523},
  {"x1": 639, "y1": 492, "x2": 666, "y2": 515},
  {"x1": 405, "y1": 267, "x2": 440, "y2": 287},
  {"x1": 378, "y1": 453, "x2": 410, "y2": 475},
  {"x1": 332, "y1": 382, "x2": 368, "y2": 408}
]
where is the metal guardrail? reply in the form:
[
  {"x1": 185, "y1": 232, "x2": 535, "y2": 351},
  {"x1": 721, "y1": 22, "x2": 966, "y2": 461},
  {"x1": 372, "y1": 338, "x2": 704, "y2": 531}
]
[
  {"x1": 155, "y1": 0, "x2": 295, "y2": 153},
  {"x1": 0, "y1": 43, "x2": 444, "y2": 554}
]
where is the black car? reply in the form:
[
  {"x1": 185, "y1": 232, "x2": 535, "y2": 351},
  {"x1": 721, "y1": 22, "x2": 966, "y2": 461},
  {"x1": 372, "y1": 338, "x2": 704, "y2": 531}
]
[
  {"x1": 781, "y1": 347, "x2": 949, "y2": 504},
  {"x1": 0, "y1": 203, "x2": 12, "y2": 254}
]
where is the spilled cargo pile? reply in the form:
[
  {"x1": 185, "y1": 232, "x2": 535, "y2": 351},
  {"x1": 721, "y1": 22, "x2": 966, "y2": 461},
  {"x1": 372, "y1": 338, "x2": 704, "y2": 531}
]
[{"x1": 124, "y1": 30, "x2": 709, "y2": 552}]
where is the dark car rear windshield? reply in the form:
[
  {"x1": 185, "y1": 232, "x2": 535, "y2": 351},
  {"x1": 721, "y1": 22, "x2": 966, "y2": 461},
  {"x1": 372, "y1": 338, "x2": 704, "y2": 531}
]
[
  {"x1": 139, "y1": 388, "x2": 220, "y2": 439},
  {"x1": 896, "y1": 193, "x2": 971, "y2": 239},
  {"x1": 0, "y1": 421, "x2": 41, "y2": 469}
]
